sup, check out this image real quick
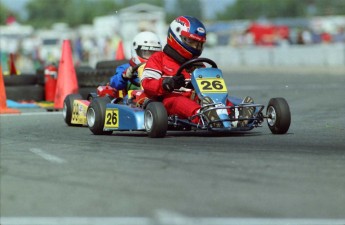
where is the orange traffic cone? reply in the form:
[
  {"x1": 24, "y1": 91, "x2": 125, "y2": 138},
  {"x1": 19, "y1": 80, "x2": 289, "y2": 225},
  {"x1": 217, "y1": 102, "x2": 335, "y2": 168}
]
[
  {"x1": 115, "y1": 40, "x2": 125, "y2": 60},
  {"x1": 8, "y1": 53, "x2": 18, "y2": 75},
  {"x1": 54, "y1": 40, "x2": 79, "y2": 109},
  {"x1": 0, "y1": 65, "x2": 20, "y2": 114}
]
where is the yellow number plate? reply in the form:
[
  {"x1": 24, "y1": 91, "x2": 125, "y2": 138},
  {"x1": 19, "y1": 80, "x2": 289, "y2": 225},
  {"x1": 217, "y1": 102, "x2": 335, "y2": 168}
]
[
  {"x1": 71, "y1": 100, "x2": 88, "y2": 125},
  {"x1": 196, "y1": 78, "x2": 227, "y2": 93},
  {"x1": 104, "y1": 109, "x2": 119, "y2": 128}
]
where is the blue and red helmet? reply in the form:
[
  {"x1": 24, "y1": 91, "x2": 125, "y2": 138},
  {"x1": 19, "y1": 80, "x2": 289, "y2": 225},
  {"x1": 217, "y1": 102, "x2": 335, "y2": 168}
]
[{"x1": 167, "y1": 16, "x2": 207, "y2": 60}]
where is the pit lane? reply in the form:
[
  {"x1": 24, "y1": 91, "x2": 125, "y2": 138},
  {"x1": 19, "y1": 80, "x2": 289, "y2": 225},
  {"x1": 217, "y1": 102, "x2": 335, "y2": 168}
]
[{"x1": 1, "y1": 71, "x2": 344, "y2": 223}]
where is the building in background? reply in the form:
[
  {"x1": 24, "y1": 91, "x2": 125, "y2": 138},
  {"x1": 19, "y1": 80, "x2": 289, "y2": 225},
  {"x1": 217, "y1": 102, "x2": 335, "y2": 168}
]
[{"x1": 115, "y1": 3, "x2": 166, "y2": 57}]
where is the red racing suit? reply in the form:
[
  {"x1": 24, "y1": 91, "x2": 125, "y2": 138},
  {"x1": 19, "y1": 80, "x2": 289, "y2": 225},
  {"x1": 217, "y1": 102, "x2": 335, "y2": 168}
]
[{"x1": 141, "y1": 51, "x2": 201, "y2": 119}]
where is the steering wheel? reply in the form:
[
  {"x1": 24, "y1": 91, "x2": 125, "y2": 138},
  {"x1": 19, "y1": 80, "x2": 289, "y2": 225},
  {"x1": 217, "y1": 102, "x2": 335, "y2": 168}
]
[
  {"x1": 128, "y1": 62, "x2": 145, "y2": 87},
  {"x1": 175, "y1": 58, "x2": 218, "y2": 78}
]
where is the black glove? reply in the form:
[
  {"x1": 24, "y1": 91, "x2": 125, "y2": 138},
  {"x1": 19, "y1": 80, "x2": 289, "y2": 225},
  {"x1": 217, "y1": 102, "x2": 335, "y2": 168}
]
[{"x1": 162, "y1": 75, "x2": 185, "y2": 92}]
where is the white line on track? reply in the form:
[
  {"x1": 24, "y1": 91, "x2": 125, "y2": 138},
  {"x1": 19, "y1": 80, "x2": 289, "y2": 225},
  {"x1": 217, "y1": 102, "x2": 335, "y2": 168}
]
[
  {"x1": 0, "y1": 111, "x2": 61, "y2": 117},
  {"x1": 21, "y1": 111, "x2": 62, "y2": 116},
  {"x1": 1, "y1": 217, "x2": 345, "y2": 225},
  {"x1": 29, "y1": 148, "x2": 66, "y2": 164},
  {"x1": 0, "y1": 217, "x2": 150, "y2": 225}
]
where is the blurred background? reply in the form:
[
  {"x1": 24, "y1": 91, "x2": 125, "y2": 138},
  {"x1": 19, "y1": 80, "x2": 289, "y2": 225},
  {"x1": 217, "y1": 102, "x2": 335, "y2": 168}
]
[{"x1": 1, "y1": 0, "x2": 344, "y2": 74}]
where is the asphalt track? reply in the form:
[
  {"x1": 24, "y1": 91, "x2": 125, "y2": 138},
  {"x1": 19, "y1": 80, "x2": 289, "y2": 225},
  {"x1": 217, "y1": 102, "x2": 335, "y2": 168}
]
[{"x1": 1, "y1": 71, "x2": 345, "y2": 225}]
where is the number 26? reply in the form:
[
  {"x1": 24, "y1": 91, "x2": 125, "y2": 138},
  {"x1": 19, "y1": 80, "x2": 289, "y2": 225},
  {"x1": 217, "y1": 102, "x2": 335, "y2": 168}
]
[
  {"x1": 106, "y1": 111, "x2": 117, "y2": 125},
  {"x1": 201, "y1": 80, "x2": 223, "y2": 90}
]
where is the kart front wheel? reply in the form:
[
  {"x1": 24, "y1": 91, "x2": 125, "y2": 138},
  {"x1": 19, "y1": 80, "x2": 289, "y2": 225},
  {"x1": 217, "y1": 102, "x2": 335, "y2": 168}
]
[
  {"x1": 266, "y1": 98, "x2": 291, "y2": 134},
  {"x1": 63, "y1": 93, "x2": 83, "y2": 126},
  {"x1": 87, "y1": 97, "x2": 113, "y2": 135},
  {"x1": 144, "y1": 102, "x2": 168, "y2": 138}
]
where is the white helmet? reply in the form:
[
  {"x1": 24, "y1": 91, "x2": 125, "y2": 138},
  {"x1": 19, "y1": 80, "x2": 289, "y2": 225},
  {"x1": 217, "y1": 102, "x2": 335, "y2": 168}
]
[{"x1": 130, "y1": 31, "x2": 162, "y2": 65}]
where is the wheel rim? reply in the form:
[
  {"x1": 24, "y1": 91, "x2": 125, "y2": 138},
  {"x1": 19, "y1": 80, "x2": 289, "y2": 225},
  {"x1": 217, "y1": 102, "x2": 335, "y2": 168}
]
[
  {"x1": 144, "y1": 110, "x2": 153, "y2": 131},
  {"x1": 87, "y1": 108, "x2": 96, "y2": 127},
  {"x1": 267, "y1": 106, "x2": 277, "y2": 126},
  {"x1": 62, "y1": 102, "x2": 67, "y2": 119}
]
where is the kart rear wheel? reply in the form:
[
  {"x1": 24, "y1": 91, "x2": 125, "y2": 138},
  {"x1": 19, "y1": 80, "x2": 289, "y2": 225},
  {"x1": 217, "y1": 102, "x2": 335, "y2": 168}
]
[
  {"x1": 63, "y1": 93, "x2": 83, "y2": 126},
  {"x1": 144, "y1": 102, "x2": 168, "y2": 138},
  {"x1": 87, "y1": 97, "x2": 113, "y2": 135},
  {"x1": 266, "y1": 98, "x2": 291, "y2": 134}
]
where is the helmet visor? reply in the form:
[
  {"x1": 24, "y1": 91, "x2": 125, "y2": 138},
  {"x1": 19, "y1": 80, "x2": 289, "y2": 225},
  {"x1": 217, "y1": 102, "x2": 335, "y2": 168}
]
[
  {"x1": 137, "y1": 49, "x2": 157, "y2": 60},
  {"x1": 181, "y1": 36, "x2": 204, "y2": 50}
]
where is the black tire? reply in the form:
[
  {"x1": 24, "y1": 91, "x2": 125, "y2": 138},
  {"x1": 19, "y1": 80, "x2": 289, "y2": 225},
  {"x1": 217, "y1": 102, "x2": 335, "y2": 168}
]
[
  {"x1": 77, "y1": 69, "x2": 97, "y2": 87},
  {"x1": 86, "y1": 96, "x2": 113, "y2": 135},
  {"x1": 36, "y1": 68, "x2": 45, "y2": 85},
  {"x1": 266, "y1": 98, "x2": 291, "y2": 134},
  {"x1": 63, "y1": 93, "x2": 83, "y2": 126},
  {"x1": 4, "y1": 74, "x2": 38, "y2": 86},
  {"x1": 79, "y1": 87, "x2": 98, "y2": 99},
  {"x1": 95, "y1": 59, "x2": 128, "y2": 70},
  {"x1": 5, "y1": 85, "x2": 44, "y2": 101},
  {"x1": 77, "y1": 69, "x2": 114, "y2": 87},
  {"x1": 144, "y1": 102, "x2": 168, "y2": 138},
  {"x1": 76, "y1": 65, "x2": 93, "y2": 73}
]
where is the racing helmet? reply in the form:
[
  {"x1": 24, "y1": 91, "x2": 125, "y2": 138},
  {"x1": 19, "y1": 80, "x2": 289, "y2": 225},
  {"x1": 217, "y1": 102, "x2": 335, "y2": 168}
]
[
  {"x1": 130, "y1": 31, "x2": 162, "y2": 65},
  {"x1": 167, "y1": 16, "x2": 207, "y2": 60}
]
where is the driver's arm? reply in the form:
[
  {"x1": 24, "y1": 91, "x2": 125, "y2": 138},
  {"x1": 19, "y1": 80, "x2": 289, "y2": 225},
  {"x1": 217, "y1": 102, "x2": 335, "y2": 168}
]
[
  {"x1": 141, "y1": 53, "x2": 167, "y2": 96},
  {"x1": 109, "y1": 63, "x2": 130, "y2": 90}
]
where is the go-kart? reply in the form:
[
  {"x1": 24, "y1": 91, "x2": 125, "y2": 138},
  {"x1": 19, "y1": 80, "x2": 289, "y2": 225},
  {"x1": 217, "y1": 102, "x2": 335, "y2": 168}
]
[
  {"x1": 62, "y1": 63, "x2": 144, "y2": 126},
  {"x1": 85, "y1": 58, "x2": 291, "y2": 138}
]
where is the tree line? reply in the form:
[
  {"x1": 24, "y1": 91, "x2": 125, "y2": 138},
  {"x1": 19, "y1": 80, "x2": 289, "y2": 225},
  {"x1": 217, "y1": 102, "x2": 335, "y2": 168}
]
[
  {"x1": 1, "y1": 0, "x2": 344, "y2": 28},
  {"x1": 216, "y1": 0, "x2": 345, "y2": 20}
]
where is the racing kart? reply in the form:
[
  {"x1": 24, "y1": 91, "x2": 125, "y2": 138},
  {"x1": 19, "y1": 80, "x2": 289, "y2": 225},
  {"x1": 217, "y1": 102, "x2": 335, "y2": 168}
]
[
  {"x1": 63, "y1": 85, "x2": 118, "y2": 127},
  {"x1": 63, "y1": 63, "x2": 143, "y2": 127},
  {"x1": 82, "y1": 58, "x2": 291, "y2": 138}
]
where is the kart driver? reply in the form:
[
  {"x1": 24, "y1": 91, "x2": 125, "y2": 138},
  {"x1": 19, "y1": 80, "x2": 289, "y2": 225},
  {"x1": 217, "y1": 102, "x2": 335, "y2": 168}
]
[
  {"x1": 109, "y1": 31, "x2": 162, "y2": 92},
  {"x1": 141, "y1": 16, "x2": 254, "y2": 127}
]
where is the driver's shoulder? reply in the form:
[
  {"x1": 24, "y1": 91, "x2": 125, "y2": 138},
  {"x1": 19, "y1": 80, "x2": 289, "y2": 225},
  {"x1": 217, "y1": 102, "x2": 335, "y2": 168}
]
[{"x1": 117, "y1": 63, "x2": 130, "y2": 71}]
